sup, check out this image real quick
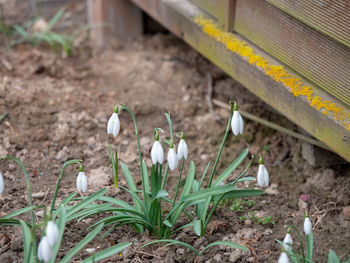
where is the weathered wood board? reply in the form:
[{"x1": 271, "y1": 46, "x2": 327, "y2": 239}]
[{"x1": 234, "y1": 0, "x2": 350, "y2": 106}]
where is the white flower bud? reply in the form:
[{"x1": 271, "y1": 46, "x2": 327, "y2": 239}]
[
  {"x1": 151, "y1": 141, "x2": 164, "y2": 165},
  {"x1": 46, "y1": 221, "x2": 59, "y2": 247},
  {"x1": 304, "y1": 216, "x2": 312, "y2": 235},
  {"x1": 38, "y1": 236, "x2": 54, "y2": 262},
  {"x1": 283, "y1": 233, "x2": 293, "y2": 252},
  {"x1": 167, "y1": 148, "x2": 178, "y2": 171},
  {"x1": 107, "y1": 112, "x2": 120, "y2": 137},
  {"x1": 76, "y1": 171, "x2": 88, "y2": 192},
  {"x1": 278, "y1": 252, "x2": 290, "y2": 263},
  {"x1": 231, "y1": 110, "x2": 244, "y2": 136},
  {"x1": 257, "y1": 164, "x2": 269, "y2": 187},
  {"x1": 177, "y1": 139, "x2": 188, "y2": 160},
  {"x1": 0, "y1": 171, "x2": 4, "y2": 194}
]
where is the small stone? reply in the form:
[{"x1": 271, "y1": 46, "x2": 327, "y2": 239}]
[
  {"x1": 298, "y1": 198, "x2": 308, "y2": 211},
  {"x1": 264, "y1": 229, "x2": 273, "y2": 235},
  {"x1": 213, "y1": 254, "x2": 221, "y2": 262},
  {"x1": 343, "y1": 206, "x2": 350, "y2": 221},
  {"x1": 229, "y1": 250, "x2": 242, "y2": 262},
  {"x1": 55, "y1": 146, "x2": 69, "y2": 162},
  {"x1": 246, "y1": 256, "x2": 255, "y2": 262},
  {"x1": 177, "y1": 248, "x2": 185, "y2": 255},
  {"x1": 245, "y1": 219, "x2": 252, "y2": 226},
  {"x1": 182, "y1": 94, "x2": 191, "y2": 102}
]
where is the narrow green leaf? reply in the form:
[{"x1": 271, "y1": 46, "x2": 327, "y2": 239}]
[
  {"x1": 163, "y1": 220, "x2": 172, "y2": 228},
  {"x1": 139, "y1": 239, "x2": 198, "y2": 255},
  {"x1": 59, "y1": 224, "x2": 104, "y2": 263},
  {"x1": 120, "y1": 162, "x2": 142, "y2": 213},
  {"x1": 213, "y1": 148, "x2": 249, "y2": 187},
  {"x1": 68, "y1": 203, "x2": 113, "y2": 221},
  {"x1": 193, "y1": 219, "x2": 202, "y2": 237},
  {"x1": 66, "y1": 188, "x2": 107, "y2": 217},
  {"x1": 4, "y1": 205, "x2": 45, "y2": 219},
  {"x1": 46, "y1": 9, "x2": 64, "y2": 32},
  {"x1": 200, "y1": 241, "x2": 248, "y2": 256},
  {"x1": 98, "y1": 196, "x2": 134, "y2": 210},
  {"x1": 141, "y1": 160, "x2": 150, "y2": 209},
  {"x1": 49, "y1": 207, "x2": 67, "y2": 263},
  {"x1": 328, "y1": 250, "x2": 340, "y2": 263},
  {"x1": 81, "y1": 242, "x2": 132, "y2": 262},
  {"x1": 212, "y1": 189, "x2": 264, "y2": 201},
  {"x1": 0, "y1": 218, "x2": 21, "y2": 226},
  {"x1": 236, "y1": 176, "x2": 256, "y2": 182},
  {"x1": 20, "y1": 220, "x2": 32, "y2": 262},
  {"x1": 52, "y1": 192, "x2": 77, "y2": 219},
  {"x1": 306, "y1": 231, "x2": 313, "y2": 262},
  {"x1": 199, "y1": 161, "x2": 211, "y2": 188},
  {"x1": 192, "y1": 180, "x2": 200, "y2": 193}
]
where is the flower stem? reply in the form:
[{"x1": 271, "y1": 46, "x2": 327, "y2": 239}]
[
  {"x1": 0, "y1": 156, "x2": 38, "y2": 261},
  {"x1": 172, "y1": 159, "x2": 185, "y2": 205},
  {"x1": 161, "y1": 163, "x2": 169, "y2": 190},
  {"x1": 207, "y1": 101, "x2": 234, "y2": 187},
  {"x1": 50, "y1": 159, "x2": 82, "y2": 216},
  {"x1": 121, "y1": 106, "x2": 147, "y2": 205}
]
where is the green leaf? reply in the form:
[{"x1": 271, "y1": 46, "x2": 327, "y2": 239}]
[
  {"x1": 46, "y1": 9, "x2": 64, "y2": 32},
  {"x1": 328, "y1": 250, "x2": 340, "y2": 263},
  {"x1": 4, "y1": 205, "x2": 45, "y2": 219},
  {"x1": 141, "y1": 160, "x2": 150, "y2": 209},
  {"x1": 49, "y1": 207, "x2": 67, "y2": 263},
  {"x1": 213, "y1": 148, "x2": 249, "y2": 187},
  {"x1": 236, "y1": 176, "x2": 256, "y2": 182},
  {"x1": 139, "y1": 239, "x2": 198, "y2": 255},
  {"x1": 306, "y1": 231, "x2": 313, "y2": 262},
  {"x1": 98, "y1": 196, "x2": 134, "y2": 210},
  {"x1": 81, "y1": 242, "x2": 132, "y2": 262},
  {"x1": 20, "y1": 220, "x2": 33, "y2": 263},
  {"x1": 212, "y1": 189, "x2": 264, "y2": 201},
  {"x1": 192, "y1": 180, "x2": 200, "y2": 193},
  {"x1": 200, "y1": 241, "x2": 248, "y2": 256},
  {"x1": 66, "y1": 188, "x2": 107, "y2": 218},
  {"x1": 169, "y1": 161, "x2": 195, "y2": 225},
  {"x1": 52, "y1": 192, "x2": 76, "y2": 219},
  {"x1": 199, "y1": 161, "x2": 210, "y2": 188},
  {"x1": 183, "y1": 185, "x2": 237, "y2": 202},
  {"x1": 59, "y1": 223, "x2": 104, "y2": 263},
  {"x1": 193, "y1": 219, "x2": 202, "y2": 237},
  {"x1": 0, "y1": 218, "x2": 21, "y2": 226},
  {"x1": 165, "y1": 112, "x2": 173, "y2": 141},
  {"x1": 120, "y1": 162, "x2": 142, "y2": 213},
  {"x1": 163, "y1": 220, "x2": 172, "y2": 228},
  {"x1": 68, "y1": 203, "x2": 113, "y2": 222}
]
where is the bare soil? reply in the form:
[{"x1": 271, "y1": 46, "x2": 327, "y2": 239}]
[{"x1": 0, "y1": 2, "x2": 350, "y2": 262}]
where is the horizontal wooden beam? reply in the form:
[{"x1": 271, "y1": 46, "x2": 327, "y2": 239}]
[{"x1": 128, "y1": 0, "x2": 350, "y2": 162}]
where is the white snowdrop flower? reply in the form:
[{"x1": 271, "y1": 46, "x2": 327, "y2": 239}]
[
  {"x1": 107, "y1": 106, "x2": 120, "y2": 137},
  {"x1": 151, "y1": 130, "x2": 164, "y2": 165},
  {"x1": 177, "y1": 133, "x2": 188, "y2": 160},
  {"x1": 304, "y1": 215, "x2": 312, "y2": 235},
  {"x1": 167, "y1": 143, "x2": 178, "y2": 171},
  {"x1": 46, "y1": 221, "x2": 59, "y2": 247},
  {"x1": 76, "y1": 166, "x2": 87, "y2": 193},
  {"x1": 38, "y1": 236, "x2": 54, "y2": 263},
  {"x1": 278, "y1": 252, "x2": 290, "y2": 263},
  {"x1": 86, "y1": 248, "x2": 96, "y2": 254},
  {"x1": 0, "y1": 171, "x2": 4, "y2": 195},
  {"x1": 257, "y1": 155, "x2": 269, "y2": 187},
  {"x1": 283, "y1": 229, "x2": 293, "y2": 252},
  {"x1": 231, "y1": 102, "x2": 244, "y2": 136}
]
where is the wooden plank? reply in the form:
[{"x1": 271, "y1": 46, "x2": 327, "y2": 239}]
[
  {"x1": 234, "y1": 0, "x2": 350, "y2": 106},
  {"x1": 190, "y1": 0, "x2": 235, "y2": 31},
  {"x1": 267, "y1": 0, "x2": 350, "y2": 49},
  {"x1": 128, "y1": 0, "x2": 350, "y2": 162},
  {"x1": 87, "y1": 0, "x2": 143, "y2": 46}
]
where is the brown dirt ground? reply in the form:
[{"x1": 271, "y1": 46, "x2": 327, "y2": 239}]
[{"x1": 0, "y1": 2, "x2": 350, "y2": 262}]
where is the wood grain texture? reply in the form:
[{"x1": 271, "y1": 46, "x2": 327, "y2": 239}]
[
  {"x1": 128, "y1": 0, "x2": 350, "y2": 161},
  {"x1": 267, "y1": 0, "x2": 350, "y2": 49},
  {"x1": 234, "y1": 0, "x2": 350, "y2": 106}
]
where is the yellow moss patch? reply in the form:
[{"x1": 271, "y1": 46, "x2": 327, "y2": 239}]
[{"x1": 195, "y1": 16, "x2": 350, "y2": 132}]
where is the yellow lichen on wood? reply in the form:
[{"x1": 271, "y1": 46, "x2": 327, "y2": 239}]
[{"x1": 195, "y1": 16, "x2": 350, "y2": 131}]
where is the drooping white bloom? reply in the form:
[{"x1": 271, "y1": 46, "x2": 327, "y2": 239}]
[
  {"x1": 46, "y1": 221, "x2": 59, "y2": 247},
  {"x1": 107, "y1": 111, "x2": 120, "y2": 137},
  {"x1": 38, "y1": 236, "x2": 54, "y2": 263},
  {"x1": 167, "y1": 148, "x2": 178, "y2": 171},
  {"x1": 151, "y1": 141, "x2": 164, "y2": 165},
  {"x1": 177, "y1": 139, "x2": 188, "y2": 160},
  {"x1": 76, "y1": 171, "x2": 88, "y2": 193},
  {"x1": 231, "y1": 110, "x2": 244, "y2": 136},
  {"x1": 283, "y1": 233, "x2": 293, "y2": 252},
  {"x1": 86, "y1": 248, "x2": 96, "y2": 254},
  {"x1": 0, "y1": 171, "x2": 4, "y2": 194},
  {"x1": 304, "y1": 216, "x2": 312, "y2": 235},
  {"x1": 278, "y1": 252, "x2": 290, "y2": 263},
  {"x1": 257, "y1": 156, "x2": 269, "y2": 187}
]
